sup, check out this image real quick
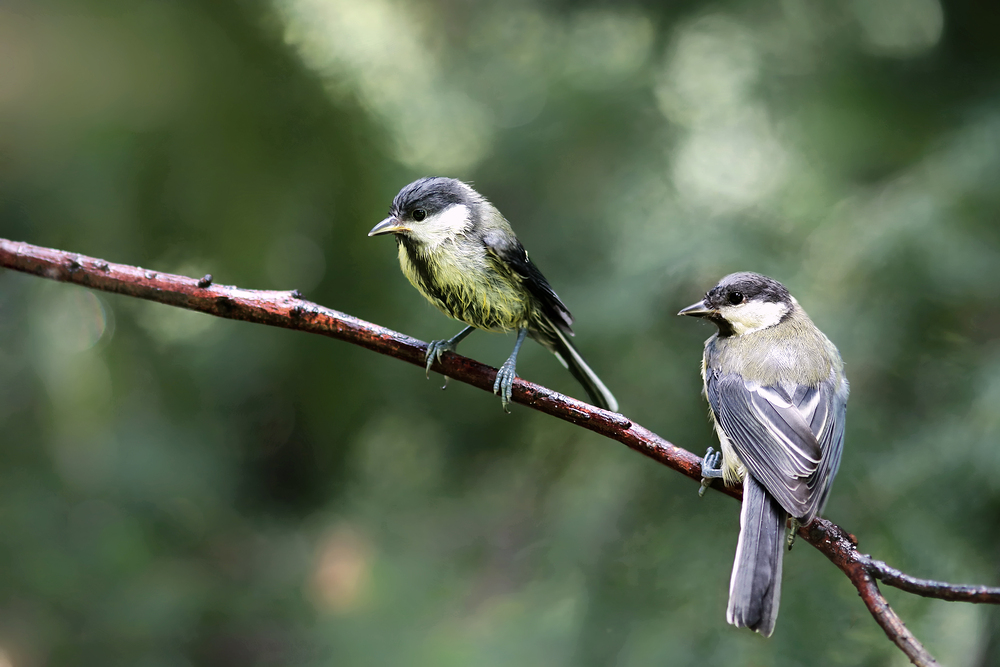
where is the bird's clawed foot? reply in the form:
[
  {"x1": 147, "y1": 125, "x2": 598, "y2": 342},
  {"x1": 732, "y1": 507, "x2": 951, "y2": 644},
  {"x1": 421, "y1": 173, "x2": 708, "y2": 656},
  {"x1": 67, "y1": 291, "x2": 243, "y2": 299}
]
[
  {"x1": 698, "y1": 447, "x2": 724, "y2": 497},
  {"x1": 493, "y1": 358, "x2": 518, "y2": 413},
  {"x1": 492, "y1": 328, "x2": 527, "y2": 413},
  {"x1": 787, "y1": 518, "x2": 801, "y2": 550},
  {"x1": 425, "y1": 339, "x2": 458, "y2": 379},
  {"x1": 424, "y1": 326, "x2": 475, "y2": 381}
]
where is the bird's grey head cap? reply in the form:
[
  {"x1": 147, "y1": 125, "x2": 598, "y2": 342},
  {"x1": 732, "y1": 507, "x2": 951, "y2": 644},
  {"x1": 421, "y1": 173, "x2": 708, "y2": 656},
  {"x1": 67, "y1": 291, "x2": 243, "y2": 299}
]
[
  {"x1": 390, "y1": 177, "x2": 482, "y2": 219},
  {"x1": 369, "y1": 177, "x2": 483, "y2": 237},
  {"x1": 678, "y1": 272, "x2": 793, "y2": 335},
  {"x1": 703, "y1": 272, "x2": 792, "y2": 310}
]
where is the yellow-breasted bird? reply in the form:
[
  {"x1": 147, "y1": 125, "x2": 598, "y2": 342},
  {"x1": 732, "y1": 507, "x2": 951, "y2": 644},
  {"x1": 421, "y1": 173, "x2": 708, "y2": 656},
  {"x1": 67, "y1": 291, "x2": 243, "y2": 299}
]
[{"x1": 369, "y1": 177, "x2": 618, "y2": 412}]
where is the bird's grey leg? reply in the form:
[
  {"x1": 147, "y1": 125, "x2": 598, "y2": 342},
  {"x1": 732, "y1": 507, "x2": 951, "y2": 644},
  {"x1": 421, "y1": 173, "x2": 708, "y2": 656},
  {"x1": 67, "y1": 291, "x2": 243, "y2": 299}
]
[
  {"x1": 493, "y1": 327, "x2": 527, "y2": 413},
  {"x1": 425, "y1": 326, "x2": 475, "y2": 379},
  {"x1": 698, "y1": 446, "x2": 724, "y2": 497},
  {"x1": 787, "y1": 518, "x2": 801, "y2": 550}
]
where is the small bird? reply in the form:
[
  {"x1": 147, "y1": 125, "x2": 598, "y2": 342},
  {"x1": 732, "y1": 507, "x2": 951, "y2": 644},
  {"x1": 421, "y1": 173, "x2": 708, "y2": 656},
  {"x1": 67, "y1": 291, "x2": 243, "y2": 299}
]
[
  {"x1": 678, "y1": 272, "x2": 848, "y2": 636},
  {"x1": 369, "y1": 177, "x2": 618, "y2": 412}
]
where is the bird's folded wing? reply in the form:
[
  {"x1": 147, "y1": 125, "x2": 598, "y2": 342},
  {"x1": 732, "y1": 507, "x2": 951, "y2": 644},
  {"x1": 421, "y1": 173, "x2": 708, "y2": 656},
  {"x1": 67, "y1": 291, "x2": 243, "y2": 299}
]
[
  {"x1": 707, "y1": 371, "x2": 844, "y2": 520},
  {"x1": 482, "y1": 231, "x2": 574, "y2": 333}
]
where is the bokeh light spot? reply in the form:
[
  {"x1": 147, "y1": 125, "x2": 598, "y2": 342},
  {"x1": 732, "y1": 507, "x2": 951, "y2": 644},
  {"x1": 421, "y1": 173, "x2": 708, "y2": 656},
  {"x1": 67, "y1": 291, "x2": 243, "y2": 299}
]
[
  {"x1": 35, "y1": 287, "x2": 109, "y2": 354},
  {"x1": 852, "y1": 0, "x2": 944, "y2": 58},
  {"x1": 672, "y1": 111, "x2": 789, "y2": 213},
  {"x1": 278, "y1": 0, "x2": 493, "y2": 171},
  {"x1": 311, "y1": 523, "x2": 373, "y2": 614},
  {"x1": 564, "y1": 9, "x2": 654, "y2": 89},
  {"x1": 655, "y1": 14, "x2": 759, "y2": 127}
]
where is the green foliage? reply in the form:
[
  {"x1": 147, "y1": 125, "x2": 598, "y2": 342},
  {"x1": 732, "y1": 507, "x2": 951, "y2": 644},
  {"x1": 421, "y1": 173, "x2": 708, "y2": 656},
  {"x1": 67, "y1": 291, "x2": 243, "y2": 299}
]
[{"x1": 1, "y1": 0, "x2": 999, "y2": 664}]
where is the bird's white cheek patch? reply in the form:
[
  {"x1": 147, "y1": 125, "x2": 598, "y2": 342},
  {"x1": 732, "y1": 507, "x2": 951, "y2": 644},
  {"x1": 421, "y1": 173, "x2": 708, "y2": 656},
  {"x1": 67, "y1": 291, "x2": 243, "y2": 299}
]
[
  {"x1": 724, "y1": 301, "x2": 788, "y2": 336},
  {"x1": 415, "y1": 204, "x2": 472, "y2": 248}
]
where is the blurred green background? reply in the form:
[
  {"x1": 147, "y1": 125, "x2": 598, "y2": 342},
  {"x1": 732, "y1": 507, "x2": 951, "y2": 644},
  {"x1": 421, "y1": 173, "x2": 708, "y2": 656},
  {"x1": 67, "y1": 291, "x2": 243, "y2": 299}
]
[{"x1": 1, "y1": 0, "x2": 999, "y2": 665}]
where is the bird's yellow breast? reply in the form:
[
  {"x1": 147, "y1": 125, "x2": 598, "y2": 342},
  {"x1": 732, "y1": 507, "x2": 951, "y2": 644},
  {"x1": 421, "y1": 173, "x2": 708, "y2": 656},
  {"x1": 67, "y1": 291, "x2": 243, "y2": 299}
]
[{"x1": 397, "y1": 241, "x2": 531, "y2": 332}]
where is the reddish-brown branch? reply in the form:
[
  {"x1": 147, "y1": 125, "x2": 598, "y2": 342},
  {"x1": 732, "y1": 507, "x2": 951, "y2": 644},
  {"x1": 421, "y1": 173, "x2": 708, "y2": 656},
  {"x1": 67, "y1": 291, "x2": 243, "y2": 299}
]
[
  {"x1": 0, "y1": 239, "x2": 709, "y2": 489},
  {"x1": 868, "y1": 560, "x2": 1000, "y2": 604},
  {"x1": 801, "y1": 519, "x2": 940, "y2": 667},
  {"x1": 3, "y1": 237, "x2": 998, "y2": 666}
]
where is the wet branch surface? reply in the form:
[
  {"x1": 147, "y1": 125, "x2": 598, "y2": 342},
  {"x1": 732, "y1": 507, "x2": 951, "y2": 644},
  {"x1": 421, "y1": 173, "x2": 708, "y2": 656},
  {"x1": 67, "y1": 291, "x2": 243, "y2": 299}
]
[{"x1": 3, "y1": 238, "x2": 998, "y2": 667}]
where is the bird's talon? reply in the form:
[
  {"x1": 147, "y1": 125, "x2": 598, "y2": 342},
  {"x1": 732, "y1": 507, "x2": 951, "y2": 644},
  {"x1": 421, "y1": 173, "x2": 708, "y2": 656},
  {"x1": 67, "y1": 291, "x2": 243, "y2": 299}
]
[
  {"x1": 425, "y1": 339, "x2": 455, "y2": 378},
  {"x1": 494, "y1": 360, "x2": 517, "y2": 412},
  {"x1": 698, "y1": 447, "x2": 724, "y2": 495},
  {"x1": 424, "y1": 350, "x2": 435, "y2": 379},
  {"x1": 787, "y1": 518, "x2": 801, "y2": 550}
]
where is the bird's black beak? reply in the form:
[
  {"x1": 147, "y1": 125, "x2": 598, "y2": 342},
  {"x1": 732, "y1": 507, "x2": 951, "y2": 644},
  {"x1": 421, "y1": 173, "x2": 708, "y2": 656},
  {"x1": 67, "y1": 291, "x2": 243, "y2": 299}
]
[
  {"x1": 368, "y1": 216, "x2": 409, "y2": 237},
  {"x1": 678, "y1": 299, "x2": 714, "y2": 318}
]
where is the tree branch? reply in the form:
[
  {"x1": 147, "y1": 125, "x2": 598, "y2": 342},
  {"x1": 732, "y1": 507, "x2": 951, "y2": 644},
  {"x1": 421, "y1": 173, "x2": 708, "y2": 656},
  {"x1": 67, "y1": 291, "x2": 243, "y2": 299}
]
[
  {"x1": 3, "y1": 238, "x2": 997, "y2": 667},
  {"x1": 868, "y1": 559, "x2": 1000, "y2": 604},
  {"x1": 801, "y1": 519, "x2": 942, "y2": 666}
]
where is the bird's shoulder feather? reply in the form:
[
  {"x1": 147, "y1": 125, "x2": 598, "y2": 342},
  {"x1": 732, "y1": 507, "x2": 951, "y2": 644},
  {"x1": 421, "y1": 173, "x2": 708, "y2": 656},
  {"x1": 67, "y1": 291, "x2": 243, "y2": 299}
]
[{"x1": 480, "y1": 229, "x2": 574, "y2": 334}]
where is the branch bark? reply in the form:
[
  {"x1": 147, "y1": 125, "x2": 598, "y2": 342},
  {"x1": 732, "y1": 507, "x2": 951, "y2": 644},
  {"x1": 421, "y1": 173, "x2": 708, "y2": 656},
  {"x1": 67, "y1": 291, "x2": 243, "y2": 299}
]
[{"x1": 3, "y1": 238, "x2": 997, "y2": 666}]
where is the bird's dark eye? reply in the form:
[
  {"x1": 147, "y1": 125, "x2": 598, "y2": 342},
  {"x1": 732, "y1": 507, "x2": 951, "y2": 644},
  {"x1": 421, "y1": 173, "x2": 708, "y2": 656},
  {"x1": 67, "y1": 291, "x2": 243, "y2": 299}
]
[
  {"x1": 412, "y1": 208, "x2": 426, "y2": 222},
  {"x1": 728, "y1": 291, "x2": 745, "y2": 305}
]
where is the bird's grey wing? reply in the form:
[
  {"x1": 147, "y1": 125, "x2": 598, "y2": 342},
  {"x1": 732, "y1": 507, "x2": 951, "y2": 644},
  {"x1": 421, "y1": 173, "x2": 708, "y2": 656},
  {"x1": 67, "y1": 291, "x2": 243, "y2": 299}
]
[
  {"x1": 805, "y1": 380, "x2": 847, "y2": 517},
  {"x1": 482, "y1": 230, "x2": 574, "y2": 333},
  {"x1": 707, "y1": 370, "x2": 844, "y2": 520}
]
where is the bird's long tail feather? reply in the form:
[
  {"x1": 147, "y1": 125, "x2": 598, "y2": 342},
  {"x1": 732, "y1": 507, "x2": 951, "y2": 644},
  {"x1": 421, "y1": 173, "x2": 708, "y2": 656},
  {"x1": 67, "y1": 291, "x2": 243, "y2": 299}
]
[
  {"x1": 547, "y1": 327, "x2": 618, "y2": 412},
  {"x1": 727, "y1": 474, "x2": 786, "y2": 637}
]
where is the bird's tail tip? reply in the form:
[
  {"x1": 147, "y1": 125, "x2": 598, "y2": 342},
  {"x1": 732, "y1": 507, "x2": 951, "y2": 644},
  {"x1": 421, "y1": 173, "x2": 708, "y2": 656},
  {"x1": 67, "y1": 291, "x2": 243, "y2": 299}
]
[{"x1": 727, "y1": 475, "x2": 786, "y2": 637}]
